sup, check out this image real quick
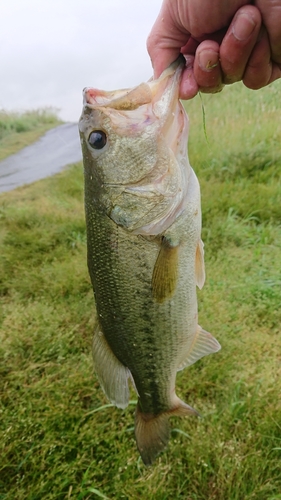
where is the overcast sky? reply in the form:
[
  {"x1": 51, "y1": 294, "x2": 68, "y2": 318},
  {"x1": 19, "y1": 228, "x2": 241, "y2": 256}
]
[{"x1": 1, "y1": 0, "x2": 162, "y2": 122}]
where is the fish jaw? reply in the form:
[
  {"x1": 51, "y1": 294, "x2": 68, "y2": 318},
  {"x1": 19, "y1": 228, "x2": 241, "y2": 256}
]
[
  {"x1": 81, "y1": 55, "x2": 186, "y2": 123},
  {"x1": 148, "y1": 56, "x2": 189, "y2": 156},
  {"x1": 79, "y1": 56, "x2": 191, "y2": 236},
  {"x1": 122, "y1": 57, "x2": 191, "y2": 236},
  {"x1": 79, "y1": 56, "x2": 188, "y2": 145}
]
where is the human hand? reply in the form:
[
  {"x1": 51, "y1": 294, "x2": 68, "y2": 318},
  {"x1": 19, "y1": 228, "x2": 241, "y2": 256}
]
[{"x1": 147, "y1": 0, "x2": 281, "y2": 99}]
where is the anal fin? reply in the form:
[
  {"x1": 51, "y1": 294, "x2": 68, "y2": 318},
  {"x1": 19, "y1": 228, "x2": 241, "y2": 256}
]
[
  {"x1": 152, "y1": 237, "x2": 179, "y2": 303},
  {"x1": 93, "y1": 324, "x2": 130, "y2": 409},
  {"x1": 177, "y1": 325, "x2": 221, "y2": 371}
]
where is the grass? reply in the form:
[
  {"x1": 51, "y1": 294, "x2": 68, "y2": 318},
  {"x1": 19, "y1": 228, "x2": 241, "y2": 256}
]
[
  {"x1": 0, "y1": 81, "x2": 281, "y2": 499},
  {"x1": 0, "y1": 109, "x2": 62, "y2": 160}
]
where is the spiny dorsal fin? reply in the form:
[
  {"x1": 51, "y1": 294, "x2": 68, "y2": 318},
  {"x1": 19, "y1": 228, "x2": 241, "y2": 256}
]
[
  {"x1": 177, "y1": 325, "x2": 221, "y2": 371},
  {"x1": 195, "y1": 239, "x2": 205, "y2": 289},
  {"x1": 152, "y1": 237, "x2": 179, "y2": 303}
]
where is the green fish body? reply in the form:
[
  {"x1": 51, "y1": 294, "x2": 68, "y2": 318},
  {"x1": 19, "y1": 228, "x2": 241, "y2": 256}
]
[{"x1": 79, "y1": 58, "x2": 220, "y2": 465}]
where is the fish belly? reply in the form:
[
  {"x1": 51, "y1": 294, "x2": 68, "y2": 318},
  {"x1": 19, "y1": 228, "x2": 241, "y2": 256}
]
[{"x1": 86, "y1": 200, "x2": 197, "y2": 410}]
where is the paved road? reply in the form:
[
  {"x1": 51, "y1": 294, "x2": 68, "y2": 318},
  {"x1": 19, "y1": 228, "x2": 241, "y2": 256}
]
[{"x1": 0, "y1": 123, "x2": 82, "y2": 193}]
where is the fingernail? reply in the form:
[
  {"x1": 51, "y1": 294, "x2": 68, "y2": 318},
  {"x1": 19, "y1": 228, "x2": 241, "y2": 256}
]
[
  {"x1": 233, "y1": 13, "x2": 256, "y2": 41},
  {"x1": 198, "y1": 50, "x2": 219, "y2": 72}
]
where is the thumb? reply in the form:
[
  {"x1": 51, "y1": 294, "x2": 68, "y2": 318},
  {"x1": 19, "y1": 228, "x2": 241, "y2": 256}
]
[{"x1": 147, "y1": 8, "x2": 190, "y2": 78}]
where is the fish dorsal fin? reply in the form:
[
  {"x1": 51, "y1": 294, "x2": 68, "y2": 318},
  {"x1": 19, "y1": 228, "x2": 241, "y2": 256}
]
[
  {"x1": 177, "y1": 325, "x2": 221, "y2": 371},
  {"x1": 152, "y1": 237, "x2": 179, "y2": 303},
  {"x1": 195, "y1": 239, "x2": 205, "y2": 289},
  {"x1": 92, "y1": 323, "x2": 131, "y2": 409}
]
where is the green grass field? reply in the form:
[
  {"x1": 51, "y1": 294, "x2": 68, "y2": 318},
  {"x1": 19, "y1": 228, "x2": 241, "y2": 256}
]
[{"x1": 1, "y1": 83, "x2": 281, "y2": 500}]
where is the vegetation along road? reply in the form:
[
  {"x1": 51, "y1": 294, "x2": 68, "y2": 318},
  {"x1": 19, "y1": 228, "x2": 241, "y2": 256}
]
[{"x1": 0, "y1": 113, "x2": 81, "y2": 193}]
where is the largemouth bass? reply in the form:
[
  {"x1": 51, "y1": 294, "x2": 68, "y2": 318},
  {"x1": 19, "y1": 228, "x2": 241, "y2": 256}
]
[{"x1": 79, "y1": 57, "x2": 220, "y2": 465}]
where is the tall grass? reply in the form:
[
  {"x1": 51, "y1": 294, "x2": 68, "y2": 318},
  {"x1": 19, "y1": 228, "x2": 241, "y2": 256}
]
[
  {"x1": 0, "y1": 109, "x2": 61, "y2": 160},
  {"x1": 1, "y1": 81, "x2": 281, "y2": 499}
]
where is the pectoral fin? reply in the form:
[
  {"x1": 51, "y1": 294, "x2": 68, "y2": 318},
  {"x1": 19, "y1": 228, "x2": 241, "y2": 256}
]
[
  {"x1": 152, "y1": 237, "x2": 179, "y2": 303},
  {"x1": 92, "y1": 323, "x2": 130, "y2": 409},
  {"x1": 195, "y1": 239, "x2": 205, "y2": 289},
  {"x1": 177, "y1": 325, "x2": 221, "y2": 371}
]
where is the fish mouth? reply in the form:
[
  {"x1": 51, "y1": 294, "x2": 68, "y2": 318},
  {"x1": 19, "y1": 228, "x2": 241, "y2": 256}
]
[
  {"x1": 83, "y1": 55, "x2": 184, "y2": 112},
  {"x1": 83, "y1": 55, "x2": 184, "y2": 109},
  {"x1": 82, "y1": 55, "x2": 187, "y2": 149}
]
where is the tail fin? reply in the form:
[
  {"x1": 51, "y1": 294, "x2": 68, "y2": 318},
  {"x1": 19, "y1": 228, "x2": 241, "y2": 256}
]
[{"x1": 135, "y1": 399, "x2": 199, "y2": 465}]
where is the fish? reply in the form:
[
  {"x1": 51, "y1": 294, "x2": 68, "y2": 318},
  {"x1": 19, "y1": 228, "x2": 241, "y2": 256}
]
[{"x1": 79, "y1": 56, "x2": 221, "y2": 465}]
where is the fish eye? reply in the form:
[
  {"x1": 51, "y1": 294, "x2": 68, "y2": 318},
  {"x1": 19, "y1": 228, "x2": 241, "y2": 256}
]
[{"x1": 88, "y1": 130, "x2": 107, "y2": 150}]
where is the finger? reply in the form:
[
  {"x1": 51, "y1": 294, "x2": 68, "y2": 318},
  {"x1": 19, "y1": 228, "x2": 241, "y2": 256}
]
[
  {"x1": 147, "y1": 31, "x2": 189, "y2": 79},
  {"x1": 192, "y1": 40, "x2": 223, "y2": 94},
  {"x1": 243, "y1": 29, "x2": 272, "y2": 89},
  {"x1": 180, "y1": 37, "x2": 200, "y2": 55},
  {"x1": 255, "y1": 0, "x2": 281, "y2": 64},
  {"x1": 219, "y1": 5, "x2": 262, "y2": 84},
  {"x1": 269, "y1": 63, "x2": 281, "y2": 84},
  {"x1": 147, "y1": 5, "x2": 190, "y2": 78},
  {"x1": 179, "y1": 56, "x2": 199, "y2": 100},
  {"x1": 243, "y1": 29, "x2": 281, "y2": 88}
]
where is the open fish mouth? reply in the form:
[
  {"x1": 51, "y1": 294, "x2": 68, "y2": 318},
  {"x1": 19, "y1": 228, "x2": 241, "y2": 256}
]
[
  {"x1": 81, "y1": 56, "x2": 188, "y2": 153},
  {"x1": 83, "y1": 56, "x2": 185, "y2": 109}
]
